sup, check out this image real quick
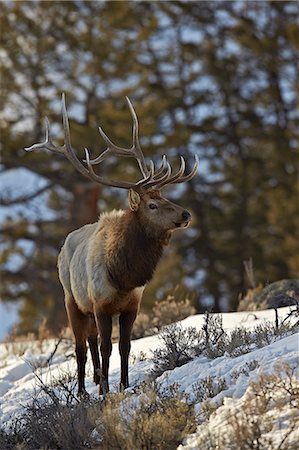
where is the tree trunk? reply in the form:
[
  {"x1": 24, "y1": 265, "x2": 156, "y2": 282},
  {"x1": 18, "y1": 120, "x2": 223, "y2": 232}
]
[{"x1": 70, "y1": 183, "x2": 101, "y2": 228}]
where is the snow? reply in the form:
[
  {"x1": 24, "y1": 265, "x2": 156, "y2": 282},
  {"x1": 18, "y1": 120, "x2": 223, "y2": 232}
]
[
  {"x1": 0, "y1": 302, "x2": 20, "y2": 341},
  {"x1": 157, "y1": 332, "x2": 298, "y2": 400},
  {"x1": 0, "y1": 306, "x2": 298, "y2": 446}
]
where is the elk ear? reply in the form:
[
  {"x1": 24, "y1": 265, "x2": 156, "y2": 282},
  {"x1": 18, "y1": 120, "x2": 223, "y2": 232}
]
[{"x1": 128, "y1": 189, "x2": 141, "y2": 211}]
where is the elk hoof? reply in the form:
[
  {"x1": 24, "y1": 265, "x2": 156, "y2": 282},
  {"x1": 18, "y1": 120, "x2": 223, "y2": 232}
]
[
  {"x1": 119, "y1": 381, "x2": 129, "y2": 392},
  {"x1": 78, "y1": 389, "x2": 89, "y2": 400},
  {"x1": 99, "y1": 380, "x2": 109, "y2": 396}
]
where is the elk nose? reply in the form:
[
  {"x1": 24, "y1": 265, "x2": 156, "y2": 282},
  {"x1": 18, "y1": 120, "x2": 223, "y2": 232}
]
[{"x1": 182, "y1": 210, "x2": 191, "y2": 222}]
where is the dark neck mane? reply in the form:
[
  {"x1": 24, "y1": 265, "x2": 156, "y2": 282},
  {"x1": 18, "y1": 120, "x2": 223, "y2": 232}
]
[{"x1": 106, "y1": 210, "x2": 168, "y2": 291}]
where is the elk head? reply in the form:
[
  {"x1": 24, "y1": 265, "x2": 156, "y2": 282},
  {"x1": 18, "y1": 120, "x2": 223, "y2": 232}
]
[
  {"x1": 128, "y1": 189, "x2": 192, "y2": 237},
  {"x1": 25, "y1": 94, "x2": 198, "y2": 234}
]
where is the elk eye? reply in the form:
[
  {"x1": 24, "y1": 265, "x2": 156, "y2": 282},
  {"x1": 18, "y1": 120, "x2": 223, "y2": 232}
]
[{"x1": 149, "y1": 203, "x2": 157, "y2": 210}]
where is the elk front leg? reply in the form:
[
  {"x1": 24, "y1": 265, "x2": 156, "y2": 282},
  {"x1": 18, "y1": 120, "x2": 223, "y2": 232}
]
[
  {"x1": 119, "y1": 308, "x2": 137, "y2": 390},
  {"x1": 87, "y1": 334, "x2": 101, "y2": 386},
  {"x1": 95, "y1": 310, "x2": 112, "y2": 395},
  {"x1": 75, "y1": 340, "x2": 87, "y2": 395},
  {"x1": 87, "y1": 313, "x2": 101, "y2": 386}
]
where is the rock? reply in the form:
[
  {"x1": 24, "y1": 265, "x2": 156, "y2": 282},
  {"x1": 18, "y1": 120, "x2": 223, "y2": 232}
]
[{"x1": 238, "y1": 279, "x2": 299, "y2": 311}]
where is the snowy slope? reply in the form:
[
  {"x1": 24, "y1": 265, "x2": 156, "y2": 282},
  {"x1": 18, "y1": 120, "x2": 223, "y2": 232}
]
[{"x1": 0, "y1": 306, "x2": 298, "y2": 446}]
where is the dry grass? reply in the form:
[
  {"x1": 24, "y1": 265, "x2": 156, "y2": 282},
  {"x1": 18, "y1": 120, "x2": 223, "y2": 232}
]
[
  {"x1": 97, "y1": 384, "x2": 196, "y2": 450},
  {"x1": 132, "y1": 287, "x2": 196, "y2": 339}
]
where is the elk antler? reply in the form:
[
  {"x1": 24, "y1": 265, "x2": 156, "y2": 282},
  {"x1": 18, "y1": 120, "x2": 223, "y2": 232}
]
[
  {"x1": 88, "y1": 97, "x2": 149, "y2": 178},
  {"x1": 25, "y1": 94, "x2": 198, "y2": 193}
]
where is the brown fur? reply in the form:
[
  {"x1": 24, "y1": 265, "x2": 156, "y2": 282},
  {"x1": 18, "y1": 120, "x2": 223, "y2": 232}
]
[
  {"x1": 96, "y1": 291, "x2": 141, "y2": 317},
  {"x1": 105, "y1": 210, "x2": 166, "y2": 292}
]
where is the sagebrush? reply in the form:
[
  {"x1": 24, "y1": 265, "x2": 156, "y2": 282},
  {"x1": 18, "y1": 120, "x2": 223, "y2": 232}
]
[
  {"x1": 152, "y1": 308, "x2": 298, "y2": 375},
  {"x1": 190, "y1": 362, "x2": 299, "y2": 450}
]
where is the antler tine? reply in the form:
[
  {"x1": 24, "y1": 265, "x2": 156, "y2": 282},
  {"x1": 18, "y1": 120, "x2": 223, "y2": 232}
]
[
  {"x1": 143, "y1": 155, "x2": 198, "y2": 191},
  {"x1": 26, "y1": 94, "x2": 99, "y2": 183},
  {"x1": 84, "y1": 123, "x2": 140, "y2": 165},
  {"x1": 83, "y1": 123, "x2": 133, "y2": 164},
  {"x1": 25, "y1": 117, "x2": 64, "y2": 155},
  {"x1": 85, "y1": 127, "x2": 141, "y2": 165},
  {"x1": 126, "y1": 96, "x2": 139, "y2": 150},
  {"x1": 155, "y1": 156, "x2": 186, "y2": 189},
  {"x1": 98, "y1": 126, "x2": 133, "y2": 157},
  {"x1": 85, "y1": 97, "x2": 150, "y2": 179},
  {"x1": 87, "y1": 124, "x2": 138, "y2": 164},
  {"x1": 170, "y1": 155, "x2": 199, "y2": 185},
  {"x1": 139, "y1": 160, "x2": 172, "y2": 190},
  {"x1": 126, "y1": 97, "x2": 150, "y2": 178},
  {"x1": 135, "y1": 159, "x2": 155, "y2": 188},
  {"x1": 152, "y1": 155, "x2": 168, "y2": 179},
  {"x1": 60, "y1": 93, "x2": 95, "y2": 181},
  {"x1": 84, "y1": 148, "x2": 151, "y2": 189}
]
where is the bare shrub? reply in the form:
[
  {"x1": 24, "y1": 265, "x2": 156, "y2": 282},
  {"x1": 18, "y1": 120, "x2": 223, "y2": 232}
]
[
  {"x1": 226, "y1": 327, "x2": 253, "y2": 356},
  {"x1": 3, "y1": 327, "x2": 74, "y2": 364},
  {"x1": 5, "y1": 318, "x2": 58, "y2": 353},
  {"x1": 192, "y1": 375, "x2": 227, "y2": 403},
  {"x1": 253, "y1": 321, "x2": 276, "y2": 347},
  {"x1": 206, "y1": 310, "x2": 298, "y2": 359},
  {"x1": 221, "y1": 363, "x2": 299, "y2": 450},
  {"x1": 151, "y1": 310, "x2": 298, "y2": 379},
  {"x1": 230, "y1": 360, "x2": 260, "y2": 380},
  {"x1": 225, "y1": 318, "x2": 297, "y2": 358},
  {"x1": 43, "y1": 368, "x2": 79, "y2": 405},
  {"x1": 152, "y1": 324, "x2": 201, "y2": 377},
  {"x1": 3, "y1": 332, "x2": 46, "y2": 358},
  {"x1": 202, "y1": 312, "x2": 228, "y2": 358},
  {"x1": 97, "y1": 384, "x2": 196, "y2": 450},
  {"x1": 129, "y1": 350, "x2": 147, "y2": 364},
  {"x1": 252, "y1": 317, "x2": 297, "y2": 348}
]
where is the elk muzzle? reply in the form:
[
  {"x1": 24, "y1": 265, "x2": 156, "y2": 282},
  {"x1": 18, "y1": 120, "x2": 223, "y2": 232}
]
[{"x1": 174, "y1": 210, "x2": 192, "y2": 228}]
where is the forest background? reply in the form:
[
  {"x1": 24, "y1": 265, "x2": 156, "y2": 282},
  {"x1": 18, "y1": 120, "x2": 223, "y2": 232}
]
[{"x1": 1, "y1": 0, "x2": 298, "y2": 335}]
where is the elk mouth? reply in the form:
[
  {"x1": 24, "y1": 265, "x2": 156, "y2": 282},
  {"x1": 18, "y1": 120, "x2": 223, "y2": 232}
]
[{"x1": 174, "y1": 221, "x2": 190, "y2": 228}]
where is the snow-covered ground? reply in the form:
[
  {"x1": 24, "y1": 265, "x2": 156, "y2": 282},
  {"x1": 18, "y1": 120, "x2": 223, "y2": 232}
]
[{"x1": 0, "y1": 307, "x2": 298, "y2": 447}]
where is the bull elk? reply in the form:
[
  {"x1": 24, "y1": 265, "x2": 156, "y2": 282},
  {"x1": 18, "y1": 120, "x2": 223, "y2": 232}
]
[{"x1": 25, "y1": 94, "x2": 198, "y2": 395}]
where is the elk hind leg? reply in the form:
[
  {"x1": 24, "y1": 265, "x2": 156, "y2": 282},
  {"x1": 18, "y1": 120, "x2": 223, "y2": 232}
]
[{"x1": 65, "y1": 293, "x2": 89, "y2": 394}]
